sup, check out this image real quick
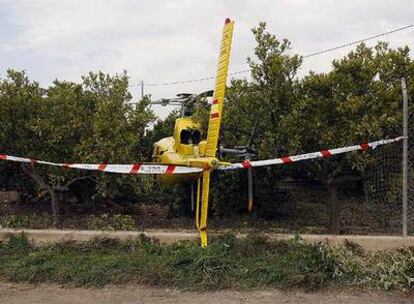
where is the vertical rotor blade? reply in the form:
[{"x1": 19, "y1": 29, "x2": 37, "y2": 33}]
[
  {"x1": 199, "y1": 170, "x2": 211, "y2": 247},
  {"x1": 205, "y1": 19, "x2": 234, "y2": 157}
]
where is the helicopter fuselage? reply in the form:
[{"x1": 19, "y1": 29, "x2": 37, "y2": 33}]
[{"x1": 152, "y1": 117, "x2": 219, "y2": 183}]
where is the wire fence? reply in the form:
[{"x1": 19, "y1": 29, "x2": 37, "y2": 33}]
[
  {"x1": 343, "y1": 106, "x2": 413, "y2": 236},
  {"x1": 303, "y1": 80, "x2": 412, "y2": 236},
  {"x1": 222, "y1": 138, "x2": 408, "y2": 236},
  {"x1": 408, "y1": 110, "x2": 414, "y2": 234},
  {"x1": 363, "y1": 140, "x2": 404, "y2": 234},
  {"x1": 217, "y1": 79, "x2": 412, "y2": 236}
]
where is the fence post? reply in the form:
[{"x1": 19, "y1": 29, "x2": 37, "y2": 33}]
[{"x1": 401, "y1": 77, "x2": 408, "y2": 237}]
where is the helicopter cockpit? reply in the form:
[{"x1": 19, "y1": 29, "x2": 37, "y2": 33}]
[
  {"x1": 180, "y1": 128, "x2": 201, "y2": 145},
  {"x1": 151, "y1": 90, "x2": 212, "y2": 163}
]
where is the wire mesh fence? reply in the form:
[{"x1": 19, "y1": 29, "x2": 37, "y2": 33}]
[
  {"x1": 359, "y1": 79, "x2": 413, "y2": 235},
  {"x1": 259, "y1": 101, "x2": 412, "y2": 236},
  {"x1": 223, "y1": 80, "x2": 412, "y2": 236},
  {"x1": 346, "y1": 107, "x2": 413, "y2": 236},
  {"x1": 363, "y1": 142, "x2": 403, "y2": 234},
  {"x1": 287, "y1": 80, "x2": 412, "y2": 236},
  {"x1": 408, "y1": 110, "x2": 414, "y2": 234}
]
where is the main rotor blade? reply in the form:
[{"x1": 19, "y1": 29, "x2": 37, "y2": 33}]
[
  {"x1": 204, "y1": 19, "x2": 234, "y2": 157},
  {"x1": 176, "y1": 93, "x2": 194, "y2": 98},
  {"x1": 198, "y1": 90, "x2": 214, "y2": 98},
  {"x1": 177, "y1": 90, "x2": 213, "y2": 99},
  {"x1": 198, "y1": 170, "x2": 211, "y2": 248},
  {"x1": 150, "y1": 100, "x2": 182, "y2": 106},
  {"x1": 217, "y1": 136, "x2": 404, "y2": 171},
  {"x1": 0, "y1": 154, "x2": 203, "y2": 175}
]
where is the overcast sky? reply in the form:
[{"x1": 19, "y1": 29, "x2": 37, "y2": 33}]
[{"x1": 0, "y1": 0, "x2": 413, "y2": 118}]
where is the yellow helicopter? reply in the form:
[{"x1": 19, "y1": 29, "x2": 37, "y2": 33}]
[{"x1": 151, "y1": 18, "x2": 235, "y2": 247}]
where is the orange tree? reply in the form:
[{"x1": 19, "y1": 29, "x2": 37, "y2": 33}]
[
  {"x1": 0, "y1": 70, "x2": 155, "y2": 224},
  {"x1": 207, "y1": 23, "x2": 303, "y2": 218},
  {"x1": 281, "y1": 43, "x2": 414, "y2": 232},
  {"x1": 198, "y1": 24, "x2": 413, "y2": 228}
]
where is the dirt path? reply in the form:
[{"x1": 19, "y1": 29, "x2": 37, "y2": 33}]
[{"x1": 0, "y1": 283, "x2": 412, "y2": 304}]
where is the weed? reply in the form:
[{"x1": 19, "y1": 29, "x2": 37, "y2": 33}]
[
  {"x1": 0, "y1": 233, "x2": 413, "y2": 291},
  {"x1": 87, "y1": 214, "x2": 136, "y2": 231}
]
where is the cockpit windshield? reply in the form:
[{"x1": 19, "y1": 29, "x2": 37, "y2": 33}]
[{"x1": 180, "y1": 129, "x2": 201, "y2": 145}]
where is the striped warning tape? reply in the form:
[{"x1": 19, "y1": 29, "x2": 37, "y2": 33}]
[
  {"x1": 217, "y1": 137, "x2": 404, "y2": 171},
  {"x1": 0, "y1": 136, "x2": 403, "y2": 175},
  {"x1": 0, "y1": 154, "x2": 203, "y2": 175}
]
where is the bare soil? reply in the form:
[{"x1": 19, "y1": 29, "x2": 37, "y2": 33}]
[{"x1": 0, "y1": 283, "x2": 412, "y2": 304}]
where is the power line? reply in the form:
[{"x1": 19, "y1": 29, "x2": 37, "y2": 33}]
[
  {"x1": 129, "y1": 24, "x2": 414, "y2": 88},
  {"x1": 303, "y1": 24, "x2": 414, "y2": 58}
]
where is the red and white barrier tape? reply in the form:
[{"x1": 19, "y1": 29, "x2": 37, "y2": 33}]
[
  {"x1": 218, "y1": 136, "x2": 404, "y2": 171},
  {"x1": 0, "y1": 136, "x2": 403, "y2": 174},
  {"x1": 0, "y1": 154, "x2": 203, "y2": 175}
]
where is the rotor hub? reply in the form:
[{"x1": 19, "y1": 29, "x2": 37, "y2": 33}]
[{"x1": 187, "y1": 157, "x2": 220, "y2": 170}]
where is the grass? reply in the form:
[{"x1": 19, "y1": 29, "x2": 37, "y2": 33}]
[{"x1": 0, "y1": 234, "x2": 413, "y2": 291}]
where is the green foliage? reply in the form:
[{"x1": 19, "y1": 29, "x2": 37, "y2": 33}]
[
  {"x1": 195, "y1": 23, "x2": 414, "y2": 221},
  {"x1": 0, "y1": 70, "x2": 156, "y2": 218},
  {"x1": 1, "y1": 234, "x2": 413, "y2": 291},
  {"x1": 0, "y1": 70, "x2": 44, "y2": 156},
  {"x1": 145, "y1": 110, "x2": 181, "y2": 147},
  {"x1": 87, "y1": 214, "x2": 136, "y2": 231},
  {"x1": 0, "y1": 70, "x2": 44, "y2": 192},
  {"x1": 0, "y1": 214, "x2": 54, "y2": 229},
  {"x1": 192, "y1": 23, "x2": 305, "y2": 216},
  {"x1": 328, "y1": 243, "x2": 414, "y2": 291},
  {"x1": 282, "y1": 42, "x2": 413, "y2": 182},
  {"x1": 0, "y1": 234, "x2": 31, "y2": 255},
  {"x1": 220, "y1": 23, "x2": 302, "y2": 159}
]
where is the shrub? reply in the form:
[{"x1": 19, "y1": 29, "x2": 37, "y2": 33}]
[{"x1": 0, "y1": 233, "x2": 413, "y2": 291}]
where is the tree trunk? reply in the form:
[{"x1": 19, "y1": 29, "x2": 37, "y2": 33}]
[
  {"x1": 50, "y1": 189, "x2": 60, "y2": 227},
  {"x1": 21, "y1": 164, "x2": 60, "y2": 227},
  {"x1": 328, "y1": 183, "x2": 340, "y2": 234}
]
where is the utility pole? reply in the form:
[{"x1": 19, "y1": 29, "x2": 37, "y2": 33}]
[
  {"x1": 140, "y1": 80, "x2": 144, "y2": 99},
  {"x1": 401, "y1": 77, "x2": 408, "y2": 237}
]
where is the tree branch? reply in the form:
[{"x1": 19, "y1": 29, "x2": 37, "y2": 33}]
[
  {"x1": 55, "y1": 175, "x2": 96, "y2": 191},
  {"x1": 21, "y1": 163, "x2": 59, "y2": 221},
  {"x1": 20, "y1": 164, "x2": 52, "y2": 193}
]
